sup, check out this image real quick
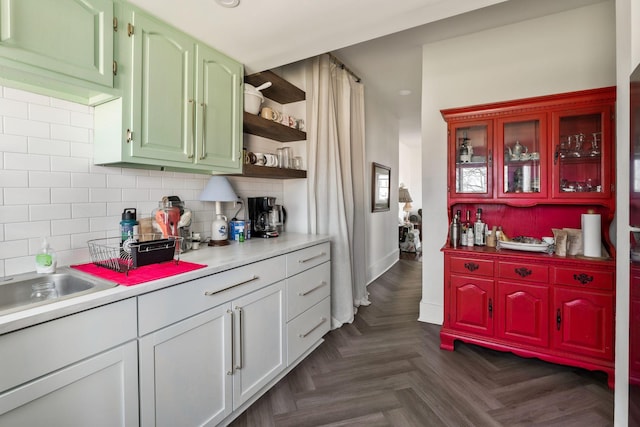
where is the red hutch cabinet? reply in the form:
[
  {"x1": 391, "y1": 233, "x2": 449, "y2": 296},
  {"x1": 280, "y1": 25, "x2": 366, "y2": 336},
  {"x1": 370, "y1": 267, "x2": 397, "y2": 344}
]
[{"x1": 440, "y1": 87, "x2": 616, "y2": 388}]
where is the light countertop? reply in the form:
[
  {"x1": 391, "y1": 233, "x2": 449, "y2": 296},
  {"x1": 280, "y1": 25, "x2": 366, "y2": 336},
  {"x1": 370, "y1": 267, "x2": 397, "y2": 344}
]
[{"x1": 0, "y1": 233, "x2": 330, "y2": 335}]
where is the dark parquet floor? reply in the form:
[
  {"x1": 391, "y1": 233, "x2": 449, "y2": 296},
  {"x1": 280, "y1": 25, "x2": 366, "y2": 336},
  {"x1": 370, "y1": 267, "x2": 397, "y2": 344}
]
[{"x1": 230, "y1": 257, "x2": 613, "y2": 426}]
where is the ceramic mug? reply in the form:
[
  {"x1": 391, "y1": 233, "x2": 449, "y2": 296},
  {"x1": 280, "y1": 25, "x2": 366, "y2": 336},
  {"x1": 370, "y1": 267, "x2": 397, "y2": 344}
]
[
  {"x1": 254, "y1": 152, "x2": 266, "y2": 166},
  {"x1": 265, "y1": 153, "x2": 278, "y2": 167},
  {"x1": 261, "y1": 107, "x2": 273, "y2": 120},
  {"x1": 271, "y1": 110, "x2": 282, "y2": 122}
]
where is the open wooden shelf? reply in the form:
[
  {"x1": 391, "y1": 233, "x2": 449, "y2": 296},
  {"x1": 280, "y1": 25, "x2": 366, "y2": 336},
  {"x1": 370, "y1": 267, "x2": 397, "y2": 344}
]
[
  {"x1": 244, "y1": 70, "x2": 305, "y2": 104},
  {"x1": 243, "y1": 112, "x2": 306, "y2": 142},
  {"x1": 240, "y1": 164, "x2": 307, "y2": 179}
]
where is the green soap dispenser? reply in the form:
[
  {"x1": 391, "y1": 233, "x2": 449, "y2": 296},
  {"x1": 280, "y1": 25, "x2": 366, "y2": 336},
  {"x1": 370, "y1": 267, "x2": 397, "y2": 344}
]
[{"x1": 36, "y1": 237, "x2": 57, "y2": 274}]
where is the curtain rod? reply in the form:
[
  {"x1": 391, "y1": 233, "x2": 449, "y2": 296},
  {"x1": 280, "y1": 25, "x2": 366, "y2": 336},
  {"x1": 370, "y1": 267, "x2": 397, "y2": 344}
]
[{"x1": 328, "y1": 53, "x2": 362, "y2": 83}]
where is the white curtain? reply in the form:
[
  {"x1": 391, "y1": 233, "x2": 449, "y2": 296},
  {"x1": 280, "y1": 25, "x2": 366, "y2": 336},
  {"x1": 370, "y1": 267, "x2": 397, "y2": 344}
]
[{"x1": 307, "y1": 54, "x2": 369, "y2": 328}]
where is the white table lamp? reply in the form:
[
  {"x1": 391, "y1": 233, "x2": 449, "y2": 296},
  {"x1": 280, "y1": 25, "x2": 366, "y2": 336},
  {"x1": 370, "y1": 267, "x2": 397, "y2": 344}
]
[{"x1": 199, "y1": 176, "x2": 238, "y2": 246}]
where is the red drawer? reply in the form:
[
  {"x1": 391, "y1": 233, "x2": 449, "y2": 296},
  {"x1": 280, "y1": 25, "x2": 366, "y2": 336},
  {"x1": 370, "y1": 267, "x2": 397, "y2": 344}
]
[
  {"x1": 449, "y1": 256, "x2": 494, "y2": 277},
  {"x1": 553, "y1": 267, "x2": 613, "y2": 291},
  {"x1": 498, "y1": 262, "x2": 548, "y2": 283}
]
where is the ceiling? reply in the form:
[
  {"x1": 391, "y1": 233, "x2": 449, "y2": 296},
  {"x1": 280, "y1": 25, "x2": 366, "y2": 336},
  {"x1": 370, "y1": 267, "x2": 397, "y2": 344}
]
[{"x1": 128, "y1": 0, "x2": 607, "y2": 144}]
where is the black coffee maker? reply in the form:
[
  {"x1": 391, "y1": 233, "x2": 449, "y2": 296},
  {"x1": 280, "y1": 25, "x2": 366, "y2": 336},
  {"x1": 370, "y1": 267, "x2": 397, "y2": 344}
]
[{"x1": 248, "y1": 197, "x2": 279, "y2": 238}]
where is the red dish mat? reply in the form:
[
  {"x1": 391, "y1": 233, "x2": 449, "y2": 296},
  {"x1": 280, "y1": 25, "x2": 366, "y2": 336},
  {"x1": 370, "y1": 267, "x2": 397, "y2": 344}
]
[{"x1": 71, "y1": 261, "x2": 207, "y2": 286}]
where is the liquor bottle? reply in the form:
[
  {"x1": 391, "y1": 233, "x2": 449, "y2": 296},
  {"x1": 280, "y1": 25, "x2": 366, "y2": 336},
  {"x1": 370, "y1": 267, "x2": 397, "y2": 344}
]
[
  {"x1": 460, "y1": 210, "x2": 468, "y2": 246},
  {"x1": 474, "y1": 208, "x2": 486, "y2": 246}
]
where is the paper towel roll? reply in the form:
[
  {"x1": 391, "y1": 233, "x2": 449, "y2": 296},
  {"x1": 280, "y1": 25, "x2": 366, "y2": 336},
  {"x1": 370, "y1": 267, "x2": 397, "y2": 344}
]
[{"x1": 582, "y1": 213, "x2": 601, "y2": 257}]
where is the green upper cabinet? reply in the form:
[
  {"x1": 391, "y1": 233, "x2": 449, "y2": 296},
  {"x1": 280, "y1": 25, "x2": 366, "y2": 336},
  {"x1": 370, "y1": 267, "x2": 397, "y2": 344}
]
[
  {"x1": 194, "y1": 44, "x2": 242, "y2": 171},
  {"x1": 0, "y1": 0, "x2": 115, "y2": 104},
  {"x1": 130, "y1": 11, "x2": 194, "y2": 163},
  {"x1": 94, "y1": 2, "x2": 243, "y2": 174}
]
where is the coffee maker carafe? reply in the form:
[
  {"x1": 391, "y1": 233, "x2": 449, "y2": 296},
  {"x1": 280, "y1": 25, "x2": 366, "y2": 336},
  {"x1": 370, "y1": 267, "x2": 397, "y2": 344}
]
[{"x1": 248, "y1": 197, "x2": 279, "y2": 238}]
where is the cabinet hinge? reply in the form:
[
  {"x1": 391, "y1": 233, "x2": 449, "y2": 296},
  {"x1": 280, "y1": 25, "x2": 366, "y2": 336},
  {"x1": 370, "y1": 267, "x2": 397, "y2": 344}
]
[
  {"x1": 113, "y1": 60, "x2": 118, "y2": 76},
  {"x1": 128, "y1": 23, "x2": 134, "y2": 37},
  {"x1": 113, "y1": 17, "x2": 118, "y2": 32}
]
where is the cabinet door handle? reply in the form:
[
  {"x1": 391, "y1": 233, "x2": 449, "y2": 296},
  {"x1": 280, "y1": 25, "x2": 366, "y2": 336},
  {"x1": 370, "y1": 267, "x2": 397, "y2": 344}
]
[
  {"x1": 573, "y1": 273, "x2": 594, "y2": 285},
  {"x1": 488, "y1": 298, "x2": 493, "y2": 318},
  {"x1": 514, "y1": 267, "x2": 532, "y2": 278},
  {"x1": 299, "y1": 281, "x2": 327, "y2": 296},
  {"x1": 113, "y1": 60, "x2": 118, "y2": 76},
  {"x1": 488, "y1": 149, "x2": 492, "y2": 166},
  {"x1": 464, "y1": 262, "x2": 479, "y2": 272},
  {"x1": 204, "y1": 275, "x2": 259, "y2": 296},
  {"x1": 227, "y1": 309, "x2": 234, "y2": 375},
  {"x1": 554, "y1": 145, "x2": 560, "y2": 165},
  {"x1": 235, "y1": 306, "x2": 243, "y2": 370},
  {"x1": 298, "y1": 252, "x2": 326, "y2": 264},
  {"x1": 299, "y1": 317, "x2": 327, "y2": 338},
  {"x1": 126, "y1": 129, "x2": 133, "y2": 144},
  {"x1": 199, "y1": 102, "x2": 207, "y2": 160},
  {"x1": 187, "y1": 100, "x2": 195, "y2": 159},
  {"x1": 556, "y1": 308, "x2": 562, "y2": 331}
]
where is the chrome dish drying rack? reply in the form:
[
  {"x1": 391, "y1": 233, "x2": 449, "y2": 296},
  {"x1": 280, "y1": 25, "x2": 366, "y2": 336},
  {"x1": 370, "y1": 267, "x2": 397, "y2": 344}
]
[{"x1": 88, "y1": 234, "x2": 183, "y2": 274}]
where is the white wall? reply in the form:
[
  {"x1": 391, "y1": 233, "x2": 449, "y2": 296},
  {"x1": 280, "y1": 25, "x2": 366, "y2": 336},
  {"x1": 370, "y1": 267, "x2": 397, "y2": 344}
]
[
  {"x1": 365, "y1": 86, "x2": 401, "y2": 283},
  {"x1": 419, "y1": 1, "x2": 616, "y2": 324},
  {"x1": 399, "y1": 138, "x2": 422, "y2": 222}
]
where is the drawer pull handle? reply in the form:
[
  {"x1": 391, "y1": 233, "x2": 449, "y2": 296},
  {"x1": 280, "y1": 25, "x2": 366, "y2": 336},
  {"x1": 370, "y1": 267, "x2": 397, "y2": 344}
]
[
  {"x1": 464, "y1": 262, "x2": 479, "y2": 272},
  {"x1": 299, "y1": 252, "x2": 326, "y2": 264},
  {"x1": 515, "y1": 267, "x2": 532, "y2": 278},
  {"x1": 299, "y1": 317, "x2": 327, "y2": 338},
  {"x1": 227, "y1": 309, "x2": 234, "y2": 375},
  {"x1": 204, "y1": 275, "x2": 260, "y2": 296},
  {"x1": 573, "y1": 273, "x2": 594, "y2": 285},
  {"x1": 299, "y1": 281, "x2": 328, "y2": 296},
  {"x1": 235, "y1": 306, "x2": 243, "y2": 370}
]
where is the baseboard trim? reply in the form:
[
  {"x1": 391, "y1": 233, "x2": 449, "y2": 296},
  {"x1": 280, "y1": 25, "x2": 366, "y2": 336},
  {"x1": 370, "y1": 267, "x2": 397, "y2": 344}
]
[{"x1": 418, "y1": 300, "x2": 443, "y2": 325}]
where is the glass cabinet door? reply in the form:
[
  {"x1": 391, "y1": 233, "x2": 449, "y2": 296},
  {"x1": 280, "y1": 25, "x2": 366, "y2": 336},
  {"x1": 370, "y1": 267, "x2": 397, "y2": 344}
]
[
  {"x1": 449, "y1": 121, "x2": 492, "y2": 199},
  {"x1": 497, "y1": 114, "x2": 546, "y2": 199},
  {"x1": 552, "y1": 106, "x2": 612, "y2": 199}
]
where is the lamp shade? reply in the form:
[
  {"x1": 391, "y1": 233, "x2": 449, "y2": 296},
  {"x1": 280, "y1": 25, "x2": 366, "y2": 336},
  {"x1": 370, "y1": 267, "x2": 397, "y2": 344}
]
[
  {"x1": 398, "y1": 187, "x2": 412, "y2": 203},
  {"x1": 199, "y1": 176, "x2": 238, "y2": 202}
]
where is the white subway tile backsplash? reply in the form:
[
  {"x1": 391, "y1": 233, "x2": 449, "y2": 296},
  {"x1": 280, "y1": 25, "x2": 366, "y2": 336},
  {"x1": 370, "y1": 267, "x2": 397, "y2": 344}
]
[
  {"x1": 72, "y1": 203, "x2": 106, "y2": 218},
  {"x1": 5, "y1": 256, "x2": 36, "y2": 276},
  {"x1": 4, "y1": 117, "x2": 50, "y2": 138},
  {"x1": 161, "y1": 177, "x2": 186, "y2": 189},
  {"x1": 51, "y1": 123, "x2": 89, "y2": 143},
  {"x1": 70, "y1": 141, "x2": 92, "y2": 158},
  {"x1": 30, "y1": 204, "x2": 71, "y2": 221},
  {"x1": 122, "y1": 188, "x2": 150, "y2": 202},
  {"x1": 0, "y1": 170, "x2": 28, "y2": 187},
  {"x1": 71, "y1": 172, "x2": 105, "y2": 188},
  {"x1": 5, "y1": 220, "x2": 50, "y2": 240},
  {"x1": 50, "y1": 97, "x2": 90, "y2": 113},
  {"x1": 107, "y1": 174, "x2": 137, "y2": 188},
  {"x1": 51, "y1": 155, "x2": 89, "y2": 173},
  {"x1": 51, "y1": 188, "x2": 89, "y2": 204},
  {"x1": 0, "y1": 134, "x2": 28, "y2": 153},
  {"x1": 4, "y1": 87, "x2": 50, "y2": 105},
  {"x1": 0, "y1": 98, "x2": 28, "y2": 119},
  {"x1": 89, "y1": 216, "x2": 120, "y2": 233},
  {"x1": 4, "y1": 153, "x2": 50, "y2": 171},
  {"x1": 0, "y1": 240, "x2": 29, "y2": 260},
  {"x1": 90, "y1": 188, "x2": 122, "y2": 202},
  {"x1": 29, "y1": 104, "x2": 70, "y2": 125},
  {"x1": 28, "y1": 137, "x2": 70, "y2": 156},
  {"x1": 4, "y1": 188, "x2": 50, "y2": 205},
  {"x1": 29, "y1": 235, "x2": 71, "y2": 254},
  {"x1": 52, "y1": 218, "x2": 89, "y2": 235},
  {"x1": 71, "y1": 231, "x2": 107, "y2": 250},
  {"x1": 30, "y1": 171, "x2": 71, "y2": 188},
  {"x1": 0, "y1": 205, "x2": 29, "y2": 223},
  {"x1": 70, "y1": 111, "x2": 93, "y2": 129}
]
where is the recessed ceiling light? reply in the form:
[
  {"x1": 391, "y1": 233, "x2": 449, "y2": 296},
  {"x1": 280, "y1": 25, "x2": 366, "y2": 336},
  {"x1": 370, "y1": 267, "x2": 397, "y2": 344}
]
[
  {"x1": 215, "y1": 0, "x2": 239, "y2": 7},
  {"x1": 398, "y1": 89, "x2": 412, "y2": 96}
]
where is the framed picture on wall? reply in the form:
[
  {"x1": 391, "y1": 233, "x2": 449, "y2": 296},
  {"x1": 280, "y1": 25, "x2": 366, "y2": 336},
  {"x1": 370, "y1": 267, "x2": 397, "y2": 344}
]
[{"x1": 371, "y1": 162, "x2": 391, "y2": 212}]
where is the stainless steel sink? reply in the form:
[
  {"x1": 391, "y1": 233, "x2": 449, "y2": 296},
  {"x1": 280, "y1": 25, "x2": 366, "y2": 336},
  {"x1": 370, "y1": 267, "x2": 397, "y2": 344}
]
[{"x1": 0, "y1": 267, "x2": 117, "y2": 315}]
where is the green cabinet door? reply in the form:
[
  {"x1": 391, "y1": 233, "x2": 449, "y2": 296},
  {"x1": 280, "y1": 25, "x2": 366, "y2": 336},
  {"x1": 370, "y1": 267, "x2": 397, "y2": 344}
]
[
  {"x1": 0, "y1": 0, "x2": 113, "y2": 88},
  {"x1": 129, "y1": 10, "x2": 194, "y2": 164},
  {"x1": 194, "y1": 44, "x2": 243, "y2": 172}
]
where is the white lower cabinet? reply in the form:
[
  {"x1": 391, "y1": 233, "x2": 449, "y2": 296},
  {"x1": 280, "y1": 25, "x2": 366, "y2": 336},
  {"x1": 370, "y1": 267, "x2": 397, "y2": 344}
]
[
  {"x1": 0, "y1": 299, "x2": 139, "y2": 426},
  {"x1": 138, "y1": 257, "x2": 286, "y2": 427}
]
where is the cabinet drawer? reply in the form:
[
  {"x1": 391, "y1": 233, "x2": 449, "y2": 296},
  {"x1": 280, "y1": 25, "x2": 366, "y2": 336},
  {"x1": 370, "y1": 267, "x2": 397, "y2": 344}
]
[
  {"x1": 449, "y1": 256, "x2": 494, "y2": 277},
  {"x1": 553, "y1": 267, "x2": 613, "y2": 291},
  {"x1": 138, "y1": 255, "x2": 285, "y2": 335},
  {"x1": 287, "y1": 262, "x2": 330, "y2": 321},
  {"x1": 286, "y1": 242, "x2": 330, "y2": 277},
  {"x1": 0, "y1": 298, "x2": 137, "y2": 393},
  {"x1": 287, "y1": 297, "x2": 330, "y2": 365},
  {"x1": 498, "y1": 262, "x2": 548, "y2": 283}
]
